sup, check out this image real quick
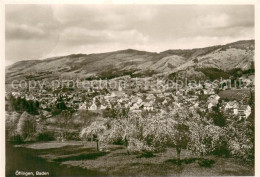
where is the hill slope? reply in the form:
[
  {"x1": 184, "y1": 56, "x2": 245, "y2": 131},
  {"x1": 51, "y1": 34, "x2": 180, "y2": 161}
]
[{"x1": 6, "y1": 40, "x2": 254, "y2": 83}]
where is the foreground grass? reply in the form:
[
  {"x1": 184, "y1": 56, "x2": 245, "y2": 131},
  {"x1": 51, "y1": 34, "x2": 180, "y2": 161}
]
[{"x1": 16, "y1": 141, "x2": 254, "y2": 176}]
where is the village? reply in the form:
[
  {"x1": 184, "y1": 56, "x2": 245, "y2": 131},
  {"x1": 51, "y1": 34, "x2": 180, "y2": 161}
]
[{"x1": 7, "y1": 74, "x2": 254, "y2": 121}]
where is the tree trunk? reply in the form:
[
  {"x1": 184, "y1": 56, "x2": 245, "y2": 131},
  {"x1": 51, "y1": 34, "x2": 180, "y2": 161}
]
[
  {"x1": 200, "y1": 151, "x2": 204, "y2": 157},
  {"x1": 176, "y1": 146, "x2": 181, "y2": 165},
  {"x1": 124, "y1": 137, "x2": 129, "y2": 155},
  {"x1": 96, "y1": 140, "x2": 99, "y2": 151}
]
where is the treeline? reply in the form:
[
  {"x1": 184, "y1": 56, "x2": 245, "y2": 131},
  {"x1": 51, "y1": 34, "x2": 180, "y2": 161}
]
[
  {"x1": 197, "y1": 66, "x2": 254, "y2": 81},
  {"x1": 168, "y1": 64, "x2": 254, "y2": 82},
  {"x1": 85, "y1": 69, "x2": 157, "y2": 81},
  {"x1": 51, "y1": 96, "x2": 76, "y2": 116},
  {"x1": 8, "y1": 95, "x2": 39, "y2": 115}
]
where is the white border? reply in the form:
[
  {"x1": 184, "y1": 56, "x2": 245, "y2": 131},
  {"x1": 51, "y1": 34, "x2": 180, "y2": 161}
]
[
  {"x1": 255, "y1": 1, "x2": 259, "y2": 177},
  {"x1": 0, "y1": 1, "x2": 258, "y2": 177}
]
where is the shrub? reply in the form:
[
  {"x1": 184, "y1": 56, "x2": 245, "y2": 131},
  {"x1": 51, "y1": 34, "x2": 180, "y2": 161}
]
[
  {"x1": 128, "y1": 138, "x2": 155, "y2": 154},
  {"x1": 66, "y1": 131, "x2": 81, "y2": 140},
  {"x1": 16, "y1": 112, "x2": 37, "y2": 140},
  {"x1": 10, "y1": 134, "x2": 23, "y2": 144},
  {"x1": 198, "y1": 158, "x2": 215, "y2": 168},
  {"x1": 165, "y1": 158, "x2": 198, "y2": 165},
  {"x1": 213, "y1": 140, "x2": 230, "y2": 157},
  {"x1": 198, "y1": 68, "x2": 230, "y2": 81},
  {"x1": 136, "y1": 151, "x2": 155, "y2": 158},
  {"x1": 37, "y1": 132, "x2": 55, "y2": 141}
]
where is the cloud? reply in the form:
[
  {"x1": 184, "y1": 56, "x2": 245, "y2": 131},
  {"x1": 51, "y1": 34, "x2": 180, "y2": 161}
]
[
  {"x1": 195, "y1": 13, "x2": 230, "y2": 29},
  {"x1": 5, "y1": 4, "x2": 254, "y2": 65},
  {"x1": 6, "y1": 23, "x2": 47, "y2": 40},
  {"x1": 60, "y1": 27, "x2": 148, "y2": 46}
]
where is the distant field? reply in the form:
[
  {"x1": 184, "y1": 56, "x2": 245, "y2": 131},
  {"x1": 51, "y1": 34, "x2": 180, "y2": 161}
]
[
  {"x1": 218, "y1": 89, "x2": 251, "y2": 101},
  {"x1": 15, "y1": 141, "x2": 254, "y2": 176}
]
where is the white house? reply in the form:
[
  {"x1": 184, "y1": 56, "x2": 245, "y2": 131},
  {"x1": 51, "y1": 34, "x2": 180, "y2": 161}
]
[
  {"x1": 100, "y1": 104, "x2": 107, "y2": 110},
  {"x1": 111, "y1": 91, "x2": 126, "y2": 97},
  {"x1": 146, "y1": 94, "x2": 156, "y2": 101},
  {"x1": 78, "y1": 102, "x2": 87, "y2": 110},
  {"x1": 88, "y1": 102, "x2": 97, "y2": 111},
  {"x1": 207, "y1": 94, "x2": 220, "y2": 109},
  {"x1": 234, "y1": 105, "x2": 251, "y2": 119},
  {"x1": 224, "y1": 100, "x2": 239, "y2": 110},
  {"x1": 143, "y1": 102, "x2": 154, "y2": 111},
  {"x1": 162, "y1": 99, "x2": 168, "y2": 105}
]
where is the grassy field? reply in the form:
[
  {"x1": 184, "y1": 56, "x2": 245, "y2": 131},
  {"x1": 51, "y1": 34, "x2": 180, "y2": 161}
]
[
  {"x1": 218, "y1": 89, "x2": 251, "y2": 101},
  {"x1": 15, "y1": 141, "x2": 254, "y2": 176}
]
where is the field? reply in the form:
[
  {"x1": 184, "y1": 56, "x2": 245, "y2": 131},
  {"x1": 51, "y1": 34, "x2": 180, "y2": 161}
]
[
  {"x1": 13, "y1": 141, "x2": 254, "y2": 176},
  {"x1": 218, "y1": 89, "x2": 251, "y2": 101}
]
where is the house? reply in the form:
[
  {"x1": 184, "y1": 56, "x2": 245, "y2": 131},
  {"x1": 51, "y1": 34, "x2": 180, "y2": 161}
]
[
  {"x1": 207, "y1": 94, "x2": 220, "y2": 109},
  {"x1": 118, "y1": 97, "x2": 129, "y2": 103},
  {"x1": 162, "y1": 99, "x2": 168, "y2": 105},
  {"x1": 146, "y1": 94, "x2": 156, "y2": 101},
  {"x1": 78, "y1": 102, "x2": 88, "y2": 110},
  {"x1": 40, "y1": 104, "x2": 47, "y2": 109},
  {"x1": 115, "y1": 102, "x2": 122, "y2": 109},
  {"x1": 111, "y1": 91, "x2": 126, "y2": 97},
  {"x1": 100, "y1": 104, "x2": 107, "y2": 110},
  {"x1": 143, "y1": 102, "x2": 154, "y2": 111},
  {"x1": 209, "y1": 89, "x2": 216, "y2": 95},
  {"x1": 41, "y1": 110, "x2": 52, "y2": 118},
  {"x1": 118, "y1": 85, "x2": 123, "y2": 91},
  {"x1": 193, "y1": 102, "x2": 199, "y2": 108},
  {"x1": 224, "y1": 100, "x2": 239, "y2": 110},
  {"x1": 131, "y1": 97, "x2": 142, "y2": 105},
  {"x1": 203, "y1": 89, "x2": 209, "y2": 95},
  {"x1": 88, "y1": 102, "x2": 97, "y2": 111},
  {"x1": 157, "y1": 93, "x2": 164, "y2": 98},
  {"x1": 124, "y1": 102, "x2": 131, "y2": 108},
  {"x1": 130, "y1": 102, "x2": 142, "y2": 112},
  {"x1": 11, "y1": 92, "x2": 21, "y2": 98},
  {"x1": 25, "y1": 94, "x2": 36, "y2": 101},
  {"x1": 234, "y1": 105, "x2": 251, "y2": 119}
]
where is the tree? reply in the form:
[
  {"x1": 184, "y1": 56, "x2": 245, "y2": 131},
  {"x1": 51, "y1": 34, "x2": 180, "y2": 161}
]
[
  {"x1": 6, "y1": 112, "x2": 20, "y2": 141},
  {"x1": 142, "y1": 110, "x2": 190, "y2": 163},
  {"x1": 225, "y1": 115, "x2": 254, "y2": 160},
  {"x1": 209, "y1": 105, "x2": 226, "y2": 127},
  {"x1": 103, "y1": 107, "x2": 130, "y2": 119},
  {"x1": 16, "y1": 112, "x2": 37, "y2": 141},
  {"x1": 80, "y1": 118, "x2": 108, "y2": 151},
  {"x1": 188, "y1": 121, "x2": 225, "y2": 156},
  {"x1": 101, "y1": 117, "x2": 139, "y2": 154},
  {"x1": 56, "y1": 110, "x2": 72, "y2": 141},
  {"x1": 193, "y1": 58, "x2": 199, "y2": 64}
]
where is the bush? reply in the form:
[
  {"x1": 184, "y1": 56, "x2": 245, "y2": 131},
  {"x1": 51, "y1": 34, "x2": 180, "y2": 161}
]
[
  {"x1": 198, "y1": 158, "x2": 215, "y2": 168},
  {"x1": 213, "y1": 141, "x2": 230, "y2": 157},
  {"x1": 9, "y1": 134, "x2": 23, "y2": 144},
  {"x1": 136, "y1": 151, "x2": 155, "y2": 158},
  {"x1": 66, "y1": 131, "x2": 81, "y2": 140},
  {"x1": 198, "y1": 68, "x2": 230, "y2": 81},
  {"x1": 112, "y1": 139, "x2": 124, "y2": 145},
  {"x1": 37, "y1": 132, "x2": 55, "y2": 141},
  {"x1": 165, "y1": 158, "x2": 198, "y2": 165},
  {"x1": 127, "y1": 138, "x2": 155, "y2": 154}
]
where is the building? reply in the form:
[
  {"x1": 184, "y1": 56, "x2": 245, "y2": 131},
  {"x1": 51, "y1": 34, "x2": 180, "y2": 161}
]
[
  {"x1": 207, "y1": 94, "x2": 220, "y2": 109},
  {"x1": 143, "y1": 102, "x2": 154, "y2": 111},
  {"x1": 88, "y1": 102, "x2": 97, "y2": 111},
  {"x1": 224, "y1": 100, "x2": 239, "y2": 110},
  {"x1": 78, "y1": 102, "x2": 88, "y2": 110},
  {"x1": 234, "y1": 105, "x2": 251, "y2": 119},
  {"x1": 111, "y1": 91, "x2": 126, "y2": 97}
]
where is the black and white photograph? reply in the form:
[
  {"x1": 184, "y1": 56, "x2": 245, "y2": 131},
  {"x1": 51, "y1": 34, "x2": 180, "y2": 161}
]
[{"x1": 2, "y1": 1, "x2": 258, "y2": 176}]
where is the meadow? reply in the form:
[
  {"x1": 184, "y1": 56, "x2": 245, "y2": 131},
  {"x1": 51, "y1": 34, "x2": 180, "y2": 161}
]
[{"x1": 13, "y1": 141, "x2": 254, "y2": 176}]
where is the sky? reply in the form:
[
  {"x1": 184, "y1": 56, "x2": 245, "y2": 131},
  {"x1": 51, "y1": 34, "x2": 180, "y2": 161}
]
[{"x1": 5, "y1": 4, "x2": 254, "y2": 66}]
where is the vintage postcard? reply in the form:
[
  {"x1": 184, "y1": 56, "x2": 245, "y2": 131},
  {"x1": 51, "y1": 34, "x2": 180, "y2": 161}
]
[{"x1": 1, "y1": 0, "x2": 259, "y2": 176}]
